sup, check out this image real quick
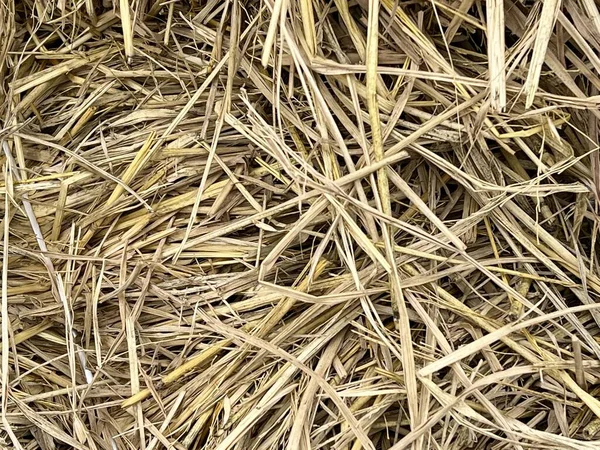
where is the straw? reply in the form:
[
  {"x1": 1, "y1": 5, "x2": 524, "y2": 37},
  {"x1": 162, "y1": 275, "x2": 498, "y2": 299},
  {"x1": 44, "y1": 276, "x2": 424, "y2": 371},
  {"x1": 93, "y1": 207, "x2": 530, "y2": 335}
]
[{"x1": 2, "y1": 0, "x2": 600, "y2": 449}]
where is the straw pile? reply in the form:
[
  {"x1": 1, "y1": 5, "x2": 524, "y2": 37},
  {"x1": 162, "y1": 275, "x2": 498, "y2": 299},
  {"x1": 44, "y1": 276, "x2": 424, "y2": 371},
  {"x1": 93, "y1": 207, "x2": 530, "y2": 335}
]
[{"x1": 2, "y1": 0, "x2": 600, "y2": 449}]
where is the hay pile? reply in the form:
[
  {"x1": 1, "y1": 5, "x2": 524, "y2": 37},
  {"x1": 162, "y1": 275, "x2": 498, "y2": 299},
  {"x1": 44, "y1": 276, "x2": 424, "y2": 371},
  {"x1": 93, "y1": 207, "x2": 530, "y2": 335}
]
[{"x1": 2, "y1": 0, "x2": 600, "y2": 448}]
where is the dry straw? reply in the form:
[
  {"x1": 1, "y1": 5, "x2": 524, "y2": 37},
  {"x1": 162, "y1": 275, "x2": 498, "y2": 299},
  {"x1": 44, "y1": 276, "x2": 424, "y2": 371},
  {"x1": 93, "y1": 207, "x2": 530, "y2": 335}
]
[{"x1": 1, "y1": 0, "x2": 600, "y2": 449}]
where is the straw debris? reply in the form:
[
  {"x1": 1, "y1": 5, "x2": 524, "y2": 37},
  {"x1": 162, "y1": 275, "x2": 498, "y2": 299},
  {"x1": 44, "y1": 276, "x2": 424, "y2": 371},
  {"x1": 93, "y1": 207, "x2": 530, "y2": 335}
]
[{"x1": 1, "y1": 0, "x2": 600, "y2": 449}]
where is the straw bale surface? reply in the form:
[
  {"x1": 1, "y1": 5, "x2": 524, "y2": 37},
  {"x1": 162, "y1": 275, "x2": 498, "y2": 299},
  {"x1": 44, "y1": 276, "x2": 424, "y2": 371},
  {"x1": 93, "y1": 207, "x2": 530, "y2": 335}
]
[{"x1": 2, "y1": 1, "x2": 600, "y2": 449}]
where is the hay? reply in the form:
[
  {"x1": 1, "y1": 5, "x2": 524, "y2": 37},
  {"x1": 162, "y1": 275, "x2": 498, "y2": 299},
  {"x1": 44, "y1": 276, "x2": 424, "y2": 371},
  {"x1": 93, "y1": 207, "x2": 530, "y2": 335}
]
[{"x1": 1, "y1": 0, "x2": 600, "y2": 448}]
